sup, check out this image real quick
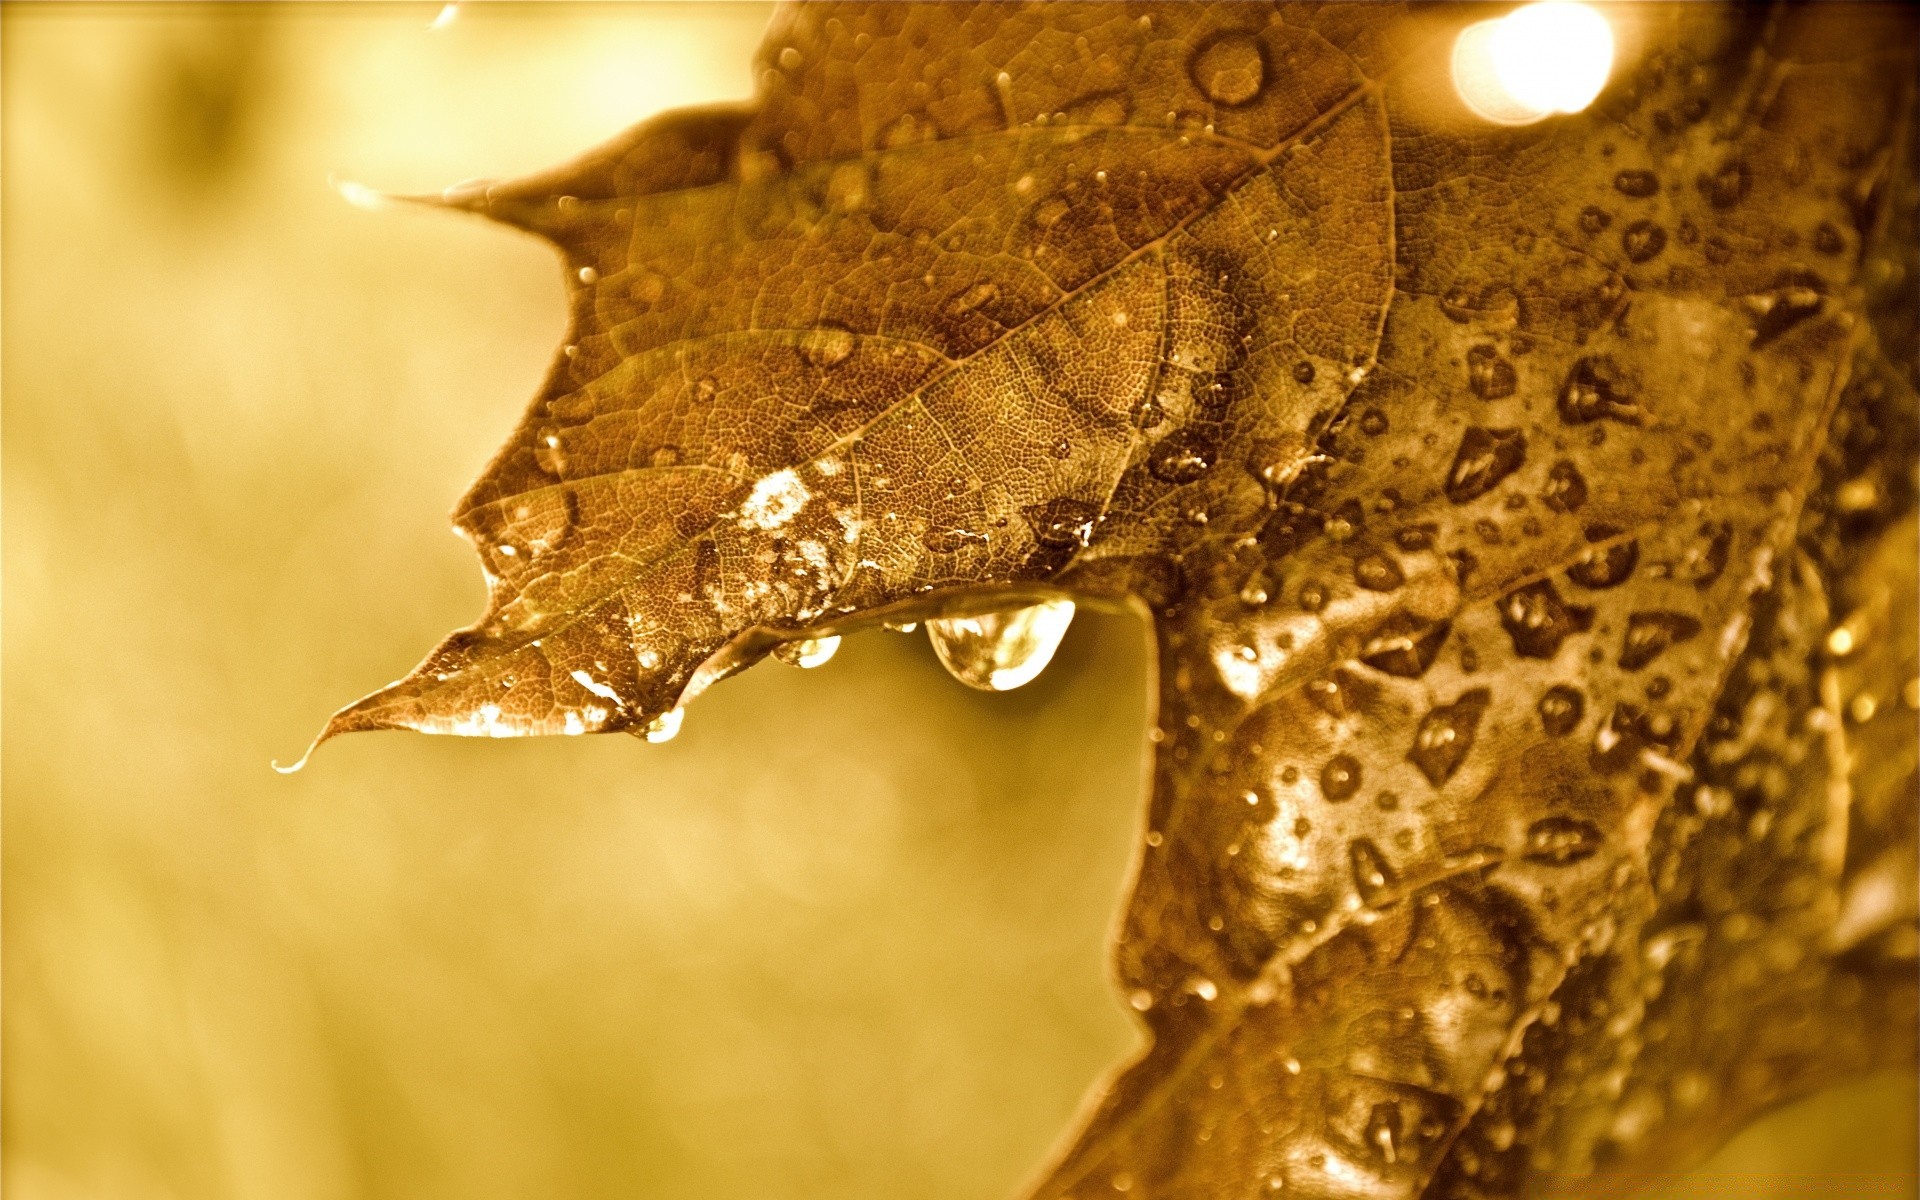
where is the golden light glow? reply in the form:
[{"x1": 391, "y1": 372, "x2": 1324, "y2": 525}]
[{"x1": 1453, "y1": 2, "x2": 1615, "y2": 126}]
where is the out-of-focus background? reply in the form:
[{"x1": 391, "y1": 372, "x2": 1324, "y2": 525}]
[{"x1": 2, "y1": 5, "x2": 1912, "y2": 1199}]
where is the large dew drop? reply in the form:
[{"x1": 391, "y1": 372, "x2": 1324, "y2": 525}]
[{"x1": 925, "y1": 600, "x2": 1075, "y2": 691}]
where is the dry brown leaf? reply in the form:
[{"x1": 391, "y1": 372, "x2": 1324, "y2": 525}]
[{"x1": 309, "y1": 5, "x2": 1919, "y2": 1196}]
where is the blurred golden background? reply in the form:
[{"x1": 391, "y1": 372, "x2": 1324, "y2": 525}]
[{"x1": 3, "y1": 5, "x2": 1912, "y2": 1198}]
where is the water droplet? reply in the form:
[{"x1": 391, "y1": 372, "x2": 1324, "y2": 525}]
[
  {"x1": 1744, "y1": 270, "x2": 1826, "y2": 347},
  {"x1": 1578, "y1": 205, "x2": 1613, "y2": 234},
  {"x1": 1320, "y1": 754, "x2": 1362, "y2": 801},
  {"x1": 577, "y1": 265, "x2": 599, "y2": 285},
  {"x1": 1538, "y1": 685, "x2": 1585, "y2": 736},
  {"x1": 533, "y1": 426, "x2": 568, "y2": 477},
  {"x1": 1352, "y1": 551, "x2": 1405, "y2": 592},
  {"x1": 799, "y1": 322, "x2": 855, "y2": 368},
  {"x1": 1049, "y1": 437, "x2": 1073, "y2": 460},
  {"x1": 1407, "y1": 688, "x2": 1491, "y2": 787},
  {"x1": 1359, "y1": 408, "x2": 1389, "y2": 436},
  {"x1": 1566, "y1": 524, "x2": 1639, "y2": 588},
  {"x1": 926, "y1": 600, "x2": 1075, "y2": 691},
  {"x1": 1366, "y1": 1101, "x2": 1403, "y2": 1164},
  {"x1": 1350, "y1": 838, "x2": 1397, "y2": 904},
  {"x1": 1620, "y1": 611, "x2": 1702, "y2": 671},
  {"x1": 1465, "y1": 344, "x2": 1517, "y2": 400},
  {"x1": 1621, "y1": 219, "x2": 1667, "y2": 264},
  {"x1": 1557, "y1": 355, "x2": 1643, "y2": 425},
  {"x1": 1021, "y1": 498, "x2": 1100, "y2": 548},
  {"x1": 946, "y1": 280, "x2": 1000, "y2": 316},
  {"x1": 1360, "y1": 614, "x2": 1451, "y2": 679},
  {"x1": 1542, "y1": 459, "x2": 1589, "y2": 513},
  {"x1": 1445, "y1": 426, "x2": 1527, "y2": 504},
  {"x1": 1440, "y1": 282, "x2": 1521, "y2": 326},
  {"x1": 1523, "y1": 816, "x2": 1603, "y2": 865},
  {"x1": 773, "y1": 634, "x2": 841, "y2": 669},
  {"x1": 643, "y1": 708, "x2": 684, "y2": 743},
  {"x1": 1190, "y1": 31, "x2": 1266, "y2": 106},
  {"x1": 1030, "y1": 194, "x2": 1071, "y2": 232},
  {"x1": 1293, "y1": 360, "x2": 1317, "y2": 385},
  {"x1": 1612, "y1": 168, "x2": 1659, "y2": 198},
  {"x1": 1698, "y1": 160, "x2": 1749, "y2": 209},
  {"x1": 922, "y1": 526, "x2": 990, "y2": 553},
  {"x1": 1498, "y1": 579, "x2": 1593, "y2": 659},
  {"x1": 1148, "y1": 430, "x2": 1214, "y2": 484}
]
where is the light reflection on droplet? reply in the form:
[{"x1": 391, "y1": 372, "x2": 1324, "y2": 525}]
[{"x1": 1453, "y1": 2, "x2": 1615, "y2": 127}]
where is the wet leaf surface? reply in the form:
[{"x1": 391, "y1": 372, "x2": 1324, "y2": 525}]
[{"x1": 313, "y1": 4, "x2": 1918, "y2": 1196}]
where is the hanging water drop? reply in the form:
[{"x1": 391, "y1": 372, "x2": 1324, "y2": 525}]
[
  {"x1": 773, "y1": 634, "x2": 841, "y2": 669},
  {"x1": 926, "y1": 600, "x2": 1075, "y2": 691},
  {"x1": 642, "y1": 708, "x2": 684, "y2": 743}
]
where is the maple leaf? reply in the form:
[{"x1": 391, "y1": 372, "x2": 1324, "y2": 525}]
[{"x1": 308, "y1": 4, "x2": 1919, "y2": 1196}]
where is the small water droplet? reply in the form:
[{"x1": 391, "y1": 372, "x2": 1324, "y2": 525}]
[
  {"x1": 1620, "y1": 611, "x2": 1702, "y2": 671},
  {"x1": 1578, "y1": 205, "x2": 1613, "y2": 235},
  {"x1": 1350, "y1": 839, "x2": 1396, "y2": 904},
  {"x1": 577, "y1": 265, "x2": 599, "y2": 285},
  {"x1": 926, "y1": 600, "x2": 1075, "y2": 691},
  {"x1": 773, "y1": 634, "x2": 841, "y2": 669},
  {"x1": 1030, "y1": 194, "x2": 1071, "y2": 232},
  {"x1": 533, "y1": 426, "x2": 568, "y2": 477},
  {"x1": 1148, "y1": 430, "x2": 1214, "y2": 484},
  {"x1": 1050, "y1": 437, "x2": 1073, "y2": 460},
  {"x1": 1359, "y1": 408, "x2": 1389, "y2": 436},
  {"x1": 1698, "y1": 160, "x2": 1749, "y2": 209},
  {"x1": 1465, "y1": 345, "x2": 1517, "y2": 399},
  {"x1": 1407, "y1": 688, "x2": 1491, "y2": 787},
  {"x1": 1359, "y1": 614, "x2": 1451, "y2": 679},
  {"x1": 1366, "y1": 1101, "x2": 1403, "y2": 1164},
  {"x1": 799, "y1": 322, "x2": 856, "y2": 368},
  {"x1": 1523, "y1": 816, "x2": 1604, "y2": 865},
  {"x1": 1445, "y1": 426, "x2": 1527, "y2": 504},
  {"x1": 1497, "y1": 579, "x2": 1594, "y2": 658},
  {"x1": 1538, "y1": 685, "x2": 1585, "y2": 736},
  {"x1": 946, "y1": 280, "x2": 1000, "y2": 316},
  {"x1": 1612, "y1": 168, "x2": 1659, "y2": 198},
  {"x1": 1190, "y1": 31, "x2": 1266, "y2": 106},
  {"x1": 1566, "y1": 524, "x2": 1639, "y2": 588},
  {"x1": 1558, "y1": 356, "x2": 1643, "y2": 425},
  {"x1": 1352, "y1": 551, "x2": 1405, "y2": 593},
  {"x1": 922, "y1": 525, "x2": 990, "y2": 553},
  {"x1": 1320, "y1": 754, "x2": 1362, "y2": 801},
  {"x1": 1744, "y1": 270, "x2": 1825, "y2": 347},
  {"x1": 1021, "y1": 498, "x2": 1100, "y2": 548},
  {"x1": 1621, "y1": 219, "x2": 1666, "y2": 264},
  {"x1": 1293, "y1": 360, "x2": 1316, "y2": 385},
  {"x1": 1541, "y1": 459, "x2": 1589, "y2": 513}
]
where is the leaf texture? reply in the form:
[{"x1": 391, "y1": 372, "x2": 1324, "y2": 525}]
[{"x1": 314, "y1": 4, "x2": 1919, "y2": 1196}]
